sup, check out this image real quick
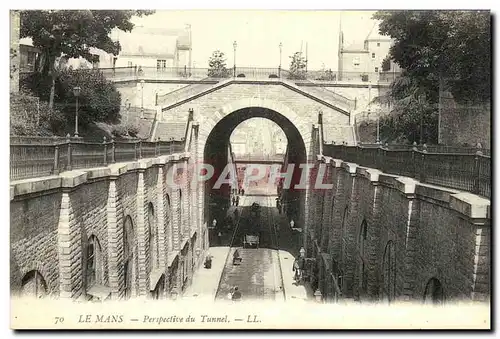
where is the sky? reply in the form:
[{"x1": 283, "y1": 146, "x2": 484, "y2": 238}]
[{"x1": 130, "y1": 10, "x2": 379, "y2": 70}]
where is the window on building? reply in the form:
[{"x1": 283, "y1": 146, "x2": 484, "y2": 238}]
[
  {"x1": 372, "y1": 53, "x2": 375, "y2": 59},
  {"x1": 91, "y1": 54, "x2": 100, "y2": 69},
  {"x1": 21, "y1": 270, "x2": 48, "y2": 298},
  {"x1": 157, "y1": 59, "x2": 167, "y2": 70},
  {"x1": 375, "y1": 67, "x2": 379, "y2": 73},
  {"x1": 127, "y1": 61, "x2": 133, "y2": 67},
  {"x1": 27, "y1": 51, "x2": 36, "y2": 67},
  {"x1": 377, "y1": 42, "x2": 380, "y2": 47},
  {"x1": 353, "y1": 57, "x2": 360, "y2": 67}
]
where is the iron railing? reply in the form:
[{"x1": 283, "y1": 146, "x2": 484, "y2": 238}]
[
  {"x1": 72, "y1": 66, "x2": 402, "y2": 84},
  {"x1": 10, "y1": 137, "x2": 185, "y2": 181},
  {"x1": 323, "y1": 144, "x2": 491, "y2": 199}
]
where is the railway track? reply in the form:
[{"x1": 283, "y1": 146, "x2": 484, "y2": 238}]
[{"x1": 214, "y1": 194, "x2": 285, "y2": 302}]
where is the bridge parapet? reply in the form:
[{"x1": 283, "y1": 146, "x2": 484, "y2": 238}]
[{"x1": 322, "y1": 143, "x2": 491, "y2": 199}]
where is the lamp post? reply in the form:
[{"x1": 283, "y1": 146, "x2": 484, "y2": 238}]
[
  {"x1": 233, "y1": 41, "x2": 237, "y2": 78},
  {"x1": 73, "y1": 86, "x2": 81, "y2": 138},
  {"x1": 279, "y1": 42, "x2": 283, "y2": 78},
  {"x1": 140, "y1": 80, "x2": 145, "y2": 119}
]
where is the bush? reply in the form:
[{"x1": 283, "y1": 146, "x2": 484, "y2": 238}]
[
  {"x1": 21, "y1": 67, "x2": 121, "y2": 127},
  {"x1": 110, "y1": 123, "x2": 140, "y2": 138},
  {"x1": 10, "y1": 90, "x2": 66, "y2": 136}
]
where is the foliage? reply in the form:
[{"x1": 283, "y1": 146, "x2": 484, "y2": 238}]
[
  {"x1": 370, "y1": 10, "x2": 490, "y2": 144},
  {"x1": 373, "y1": 10, "x2": 490, "y2": 104},
  {"x1": 22, "y1": 67, "x2": 121, "y2": 126},
  {"x1": 20, "y1": 10, "x2": 155, "y2": 107},
  {"x1": 381, "y1": 57, "x2": 391, "y2": 72},
  {"x1": 315, "y1": 68, "x2": 336, "y2": 81},
  {"x1": 207, "y1": 50, "x2": 230, "y2": 78},
  {"x1": 110, "y1": 123, "x2": 139, "y2": 138},
  {"x1": 10, "y1": 48, "x2": 18, "y2": 79},
  {"x1": 10, "y1": 89, "x2": 66, "y2": 136},
  {"x1": 287, "y1": 52, "x2": 307, "y2": 80}
]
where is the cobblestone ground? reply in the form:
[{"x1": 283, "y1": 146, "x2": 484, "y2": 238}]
[{"x1": 215, "y1": 194, "x2": 284, "y2": 302}]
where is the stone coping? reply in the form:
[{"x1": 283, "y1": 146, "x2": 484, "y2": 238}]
[
  {"x1": 10, "y1": 152, "x2": 191, "y2": 199},
  {"x1": 330, "y1": 157, "x2": 491, "y2": 220}
]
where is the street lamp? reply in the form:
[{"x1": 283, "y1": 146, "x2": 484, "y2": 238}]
[
  {"x1": 73, "y1": 86, "x2": 81, "y2": 138},
  {"x1": 233, "y1": 41, "x2": 237, "y2": 78},
  {"x1": 140, "y1": 80, "x2": 145, "y2": 119},
  {"x1": 279, "y1": 42, "x2": 283, "y2": 78}
]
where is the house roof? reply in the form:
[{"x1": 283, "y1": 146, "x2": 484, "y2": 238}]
[
  {"x1": 116, "y1": 26, "x2": 191, "y2": 56},
  {"x1": 365, "y1": 22, "x2": 392, "y2": 41}
]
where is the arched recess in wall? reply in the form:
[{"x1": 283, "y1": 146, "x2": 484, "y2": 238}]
[
  {"x1": 382, "y1": 240, "x2": 396, "y2": 304},
  {"x1": 178, "y1": 189, "x2": 183, "y2": 230},
  {"x1": 84, "y1": 234, "x2": 103, "y2": 299},
  {"x1": 21, "y1": 270, "x2": 48, "y2": 298},
  {"x1": 423, "y1": 277, "x2": 444, "y2": 305},
  {"x1": 357, "y1": 220, "x2": 368, "y2": 299},
  {"x1": 148, "y1": 203, "x2": 159, "y2": 272},
  {"x1": 340, "y1": 206, "x2": 349, "y2": 267},
  {"x1": 123, "y1": 215, "x2": 135, "y2": 300}
]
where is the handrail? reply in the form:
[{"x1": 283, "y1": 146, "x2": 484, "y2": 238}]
[
  {"x1": 10, "y1": 137, "x2": 186, "y2": 182},
  {"x1": 322, "y1": 143, "x2": 491, "y2": 199}
]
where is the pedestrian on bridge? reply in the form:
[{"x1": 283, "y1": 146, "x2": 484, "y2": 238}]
[
  {"x1": 236, "y1": 196, "x2": 240, "y2": 207},
  {"x1": 232, "y1": 197, "x2": 236, "y2": 206}
]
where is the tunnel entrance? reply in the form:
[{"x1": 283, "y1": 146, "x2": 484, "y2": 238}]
[{"x1": 203, "y1": 106, "x2": 308, "y2": 243}]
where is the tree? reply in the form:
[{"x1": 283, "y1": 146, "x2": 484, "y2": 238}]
[
  {"x1": 20, "y1": 10, "x2": 155, "y2": 108},
  {"x1": 370, "y1": 10, "x2": 490, "y2": 143},
  {"x1": 207, "y1": 50, "x2": 229, "y2": 78},
  {"x1": 373, "y1": 10, "x2": 490, "y2": 104},
  {"x1": 287, "y1": 52, "x2": 307, "y2": 80},
  {"x1": 381, "y1": 57, "x2": 391, "y2": 72}
]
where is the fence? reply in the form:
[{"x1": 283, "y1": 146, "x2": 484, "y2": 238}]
[
  {"x1": 323, "y1": 144, "x2": 491, "y2": 199},
  {"x1": 82, "y1": 66, "x2": 402, "y2": 84},
  {"x1": 10, "y1": 137, "x2": 185, "y2": 182}
]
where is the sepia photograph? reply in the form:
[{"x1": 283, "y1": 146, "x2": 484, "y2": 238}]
[{"x1": 8, "y1": 7, "x2": 492, "y2": 330}]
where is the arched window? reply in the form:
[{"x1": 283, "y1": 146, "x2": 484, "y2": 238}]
[
  {"x1": 123, "y1": 215, "x2": 134, "y2": 300},
  {"x1": 86, "y1": 235, "x2": 102, "y2": 290},
  {"x1": 358, "y1": 220, "x2": 368, "y2": 297},
  {"x1": 148, "y1": 203, "x2": 158, "y2": 271},
  {"x1": 21, "y1": 270, "x2": 47, "y2": 298},
  {"x1": 382, "y1": 241, "x2": 396, "y2": 304},
  {"x1": 424, "y1": 278, "x2": 444, "y2": 305}
]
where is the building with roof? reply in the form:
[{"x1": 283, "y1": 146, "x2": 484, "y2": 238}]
[
  {"x1": 113, "y1": 25, "x2": 192, "y2": 70},
  {"x1": 337, "y1": 22, "x2": 400, "y2": 82}
]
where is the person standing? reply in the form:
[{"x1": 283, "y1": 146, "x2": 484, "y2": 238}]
[
  {"x1": 231, "y1": 286, "x2": 242, "y2": 301},
  {"x1": 236, "y1": 196, "x2": 240, "y2": 207},
  {"x1": 227, "y1": 287, "x2": 234, "y2": 300}
]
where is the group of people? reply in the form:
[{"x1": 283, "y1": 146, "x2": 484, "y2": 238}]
[
  {"x1": 227, "y1": 286, "x2": 242, "y2": 301},
  {"x1": 231, "y1": 195, "x2": 240, "y2": 206}
]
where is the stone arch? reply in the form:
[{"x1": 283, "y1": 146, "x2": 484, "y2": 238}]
[
  {"x1": 123, "y1": 215, "x2": 135, "y2": 300},
  {"x1": 18, "y1": 261, "x2": 53, "y2": 295},
  {"x1": 356, "y1": 219, "x2": 369, "y2": 299},
  {"x1": 21, "y1": 269, "x2": 48, "y2": 298},
  {"x1": 148, "y1": 202, "x2": 159, "y2": 271},
  {"x1": 423, "y1": 277, "x2": 445, "y2": 305},
  {"x1": 197, "y1": 97, "x2": 314, "y2": 161},
  {"x1": 84, "y1": 234, "x2": 103, "y2": 291},
  {"x1": 381, "y1": 240, "x2": 396, "y2": 304}
]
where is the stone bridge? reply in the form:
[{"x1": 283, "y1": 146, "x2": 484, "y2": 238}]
[{"x1": 10, "y1": 77, "x2": 490, "y2": 304}]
